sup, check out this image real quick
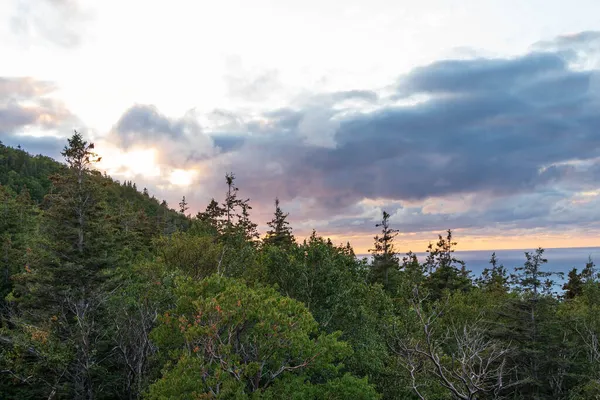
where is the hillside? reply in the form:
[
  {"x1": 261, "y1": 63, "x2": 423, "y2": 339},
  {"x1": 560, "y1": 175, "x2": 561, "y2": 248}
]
[
  {"x1": 1, "y1": 133, "x2": 599, "y2": 400},
  {"x1": 0, "y1": 139, "x2": 189, "y2": 232}
]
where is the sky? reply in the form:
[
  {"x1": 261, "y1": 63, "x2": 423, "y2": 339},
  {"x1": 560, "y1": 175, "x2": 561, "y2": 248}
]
[{"x1": 1, "y1": 0, "x2": 600, "y2": 254}]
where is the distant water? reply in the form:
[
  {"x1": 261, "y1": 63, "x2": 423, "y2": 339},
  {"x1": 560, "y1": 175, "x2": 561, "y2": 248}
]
[{"x1": 357, "y1": 247, "x2": 600, "y2": 288}]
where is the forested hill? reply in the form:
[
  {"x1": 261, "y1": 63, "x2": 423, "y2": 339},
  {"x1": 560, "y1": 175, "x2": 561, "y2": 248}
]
[
  {"x1": 0, "y1": 139, "x2": 189, "y2": 232},
  {"x1": 1, "y1": 133, "x2": 600, "y2": 400},
  {"x1": 0, "y1": 141, "x2": 63, "y2": 203}
]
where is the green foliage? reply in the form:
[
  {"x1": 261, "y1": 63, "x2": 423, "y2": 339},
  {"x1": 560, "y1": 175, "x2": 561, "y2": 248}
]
[
  {"x1": 369, "y1": 211, "x2": 400, "y2": 291},
  {"x1": 423, "y1": 230, "x2": 473, "y2": 301},
  {"x1": 259, "y1": 232, "x2": 392, "y2": 397},
  {"x1": 3, "y1": 137, "x2": 600, "y2": 400},
  {"x1": 263, "y1": 198, "x2": 295, "y2": 248},
  {"x1": 154, "y1": 232, "x2": 222, "y2": 280},
  {"x1": 0, "y1": 141, "x2": 62, "y2": 203},
  {"x1": 477, "y1": 252, "x2": 510, "y2": 295},
  {"x1": 511, "y1": 247, "x2": 561, "y2": 296},
  {"x1": 106, "y1": 260, "x2": 178, "y2": 398},
  {"x1": 147, "y1": 275, "x2": 378, "y2": 399}
]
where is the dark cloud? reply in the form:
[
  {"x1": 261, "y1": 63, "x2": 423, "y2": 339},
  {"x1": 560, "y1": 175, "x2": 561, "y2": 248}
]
[
  {"x1": 396, "y1": 52, "x2": 567, "y2": 97},
  {"x1": 111, "y1": 104, "x2": 216, "y2": 167},
  {"x1": 9, "y1": 0, "x2": 91, "y2": 48},
  {"x1": 115, "y1": 105, "x2": 191, "y2": 145},
  {"x1": 209, "y1": 134, "x2": 246, "y2": 153},
  {"x1": 193, "y1": 35, "x2": 600, "y2": 235}
]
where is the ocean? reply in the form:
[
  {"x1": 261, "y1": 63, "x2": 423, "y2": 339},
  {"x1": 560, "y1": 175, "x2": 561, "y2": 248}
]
[{"x1": 356, "y1": 247, "x2": 600, "y2": 288}]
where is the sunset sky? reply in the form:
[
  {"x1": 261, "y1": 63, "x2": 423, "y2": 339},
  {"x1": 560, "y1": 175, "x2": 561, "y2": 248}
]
[{"x1": 1, "y1": 0, "x2": 600, "y2": 253}]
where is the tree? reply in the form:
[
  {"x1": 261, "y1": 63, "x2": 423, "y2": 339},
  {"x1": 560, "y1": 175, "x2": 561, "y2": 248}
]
[
  {"x1": 178, "y1": 195, "x2": 189, "y2": 215},
  {"x1": 263, "y1": 198, "x2": 295, "y2": 248},
  {"x1": 221, "y1": 172, "x2": 243, "y2": 236},
  {"x1": 215, "y1": 173, "x2": 259, "y2": 276},
  {"x1": 237, "y1": 200, "x2": 259, "y2": 243},
  {"x1": 0, "y1": 185, "x2": 38, "y2": 322},
  {"x1": 369, "y1": 211, "x2": 400, "y2": 291},
  {"x1": 147, "y1": 275, "x2": 379, "y2": 399},
  {"x1": 580, "y1": 257, "x2": 598, "y2": 284},
  {"x1": 8, "y1": 131, "x2": 116, "y2": 399},
  {"x1": 563, "y1": 268, "x2": 584, "y2": 300},
  {"x1": 107, "y1": 260, "x2": 175, "y2": 399},
  {"x1": 423, "y1": 230, "x2": 472, "y2": 300},
  {"x1": 195, "y1": 198, "x2": 225, "y2": 237},
  {"x1": 154, "y1": 231, "x2": 221, "y2": 280},
  {"x1": 493, "y1": 248, "x2": 569, "y2": 398},
  {"x1": 511, "y1": 247, "x2": 562, "y2": 297},
  {"x1": 391, "y1": 289, "x2": 513, "y2": 400},
  {"x1": 477, "y1": 252, "x2": 510, "y2": 294},
  {"x1": 259, "y1": 232, "x2": 393, "y2": 395}
]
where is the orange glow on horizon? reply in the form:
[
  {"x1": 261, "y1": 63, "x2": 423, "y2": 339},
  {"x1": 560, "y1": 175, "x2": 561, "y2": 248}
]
[{"x1": 294, "y1": 231, "x2": 600, "y2": 254}]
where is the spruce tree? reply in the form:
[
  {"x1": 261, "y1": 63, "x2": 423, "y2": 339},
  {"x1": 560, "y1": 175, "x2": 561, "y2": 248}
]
[
  {"x1": 369, "y1": 210, "x2": 400, "y2": 291},
  {"x1": 477, "y1": 252, "x2": 509, "y2": 294},
  {"x1": 495, "y1": 248, "x2": 567, "y2": 398},
  {"x1": 263, "y1": 198, "x2": 294, "y2": 248},
  {"x1": 563, "y1": 268, "x2": 584, "y2": 299},
  {"x1": 511, "y1": 247, "x2": 560, "y2": 296},
  {"x1": 237, "y1": 201, "x2": 259, "y2": 243},
  {"x1": 195, "y1": 198, "x2": 225, "y2": 236},
  {"x1": 221, "y1": 173, "x2": 244, "y2": 236},
  {"x1": 11, "y1": 131, "x2": 116, "y2": 399},
  {"x1": 179, "y1": 195, "x2": 189, "y2": 215},
  {"x1": 423, "y1": 229, "x2": 472, "y2": 300}
]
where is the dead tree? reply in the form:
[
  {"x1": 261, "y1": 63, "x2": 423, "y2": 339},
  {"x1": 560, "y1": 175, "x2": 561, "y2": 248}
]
[{"x1": 391, "y1": 289, "x2": 514, "y2": 399}]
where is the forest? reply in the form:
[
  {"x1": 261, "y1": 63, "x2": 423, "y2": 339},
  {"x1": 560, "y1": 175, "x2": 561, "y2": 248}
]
[{"x1": 0, "y1": 132, "x2": 599, "y2": 399}]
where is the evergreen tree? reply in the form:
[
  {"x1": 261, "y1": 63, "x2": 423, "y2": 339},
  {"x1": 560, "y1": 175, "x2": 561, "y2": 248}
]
[
  {"x1": 477, "y1": 252, "x2": 510, "y2": 294},
  {"x1": 424, "y1": 229, "x2": 472, "y2": 300},
  {"x1": 237, "y1": 200, "x2": 259, "y2": 243},
  {"x1": 195, "y1": 198, "x2": 224, "y2": 236},
  {"x1": 263, "y1": 198, "x2": 295, "y2": 248},
  {"x1": 581, "y1": 256, "x2": 598, "y2": 283},
  {"x1": 0, "y1": 185, "x2": 38, "y2": 323},
  {"x1": 563, "y1": 268, "x2": 584, "y2": 299},
  {"x1": 221, "y1": 172, "x2": 244, "y2": 236},
  {"x1": 213, "y1": 173, "x2": 257, "y2": 275},
  {"x1": 178, "y1": 195, "x2": 188, "y2": 215},
  {"x1": 511, "y1": 247, "x2": 560, "y2": 296},
  {"x1": 494, "y1": 248, "x2": 568, "y2": 399},
  {"x1": 369, "y1": 210, "x2": 400, "y2": 291},
  {"x1": 10, "y1": 131, "x2": 116, "y2": 399}
]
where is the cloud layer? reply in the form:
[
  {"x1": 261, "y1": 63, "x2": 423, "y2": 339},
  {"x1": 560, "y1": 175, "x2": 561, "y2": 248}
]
[
  {"x1": 5, "y1": 31, "x2": 600, "y2": 250},
  {"x1": 0, "y1": 77, "x2": 76, "y2": 159}
]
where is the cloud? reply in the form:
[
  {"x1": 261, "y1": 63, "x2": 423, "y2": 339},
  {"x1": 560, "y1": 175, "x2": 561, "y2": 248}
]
[
  {"x1": 8, "y1": 0, "x2": 91, "y2": 48},
  {"x1": 533, "y1": 31, "x2": 600, "y2": 53},
  {"x1": 0, "y1": 77, "x2": 76, "y2": 134},
  {"x1": 189, "y1": 33, "x2": 600, "y2": 237},
  {"x1": 111, "y1": 104, "x2": 216, "y2": 168},
  {"x1": 12, "y1": 32, "x2": 599, "y2": 245},
  {"x1": 396, "y1": 52, "x2": 568, "y2": 97}
]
